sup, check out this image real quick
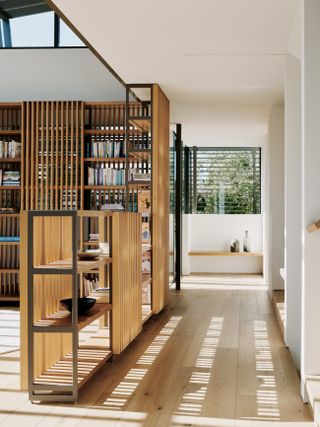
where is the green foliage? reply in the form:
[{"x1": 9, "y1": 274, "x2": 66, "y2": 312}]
[{"x1": 196, "y1": 150, "x2": 260, "y2": 214}]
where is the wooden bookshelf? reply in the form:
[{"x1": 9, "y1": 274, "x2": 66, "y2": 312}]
[
  {"x1": 0, "y1": 103, "x2": 22, "y2": 302},
  {"x1": 0, "y1": 90, "x2": 170, "y2": 399},
  {"x1": 33, "y1": 303, "x2": 112, "y2": 329}
]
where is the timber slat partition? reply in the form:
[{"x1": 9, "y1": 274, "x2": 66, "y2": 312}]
[
  {"x1": 22, "y1": 101, "x2": 83, "y2": 211},
  {"x1": 1, "y1": 85, "x2": 169, "y2": 399}
]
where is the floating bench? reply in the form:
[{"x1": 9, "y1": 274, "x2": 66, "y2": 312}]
[{"x1": 188, "y1": 251, "x2": 263, "y2": 257}]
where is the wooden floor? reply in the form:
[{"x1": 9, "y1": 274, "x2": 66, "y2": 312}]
[{"x1": 0, "y1": 275, "x2": 312, "y2": 426}]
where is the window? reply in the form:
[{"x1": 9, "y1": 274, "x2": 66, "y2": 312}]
[
  {"x1": 182, "y1": 147, "x2": 261, "y2": 214},
  {"x1": 0, "y1": 12, "x2": 84, "y2": 48},
  {"x1": 10, "y1": 12, "x2": 54, "y2": 47}
]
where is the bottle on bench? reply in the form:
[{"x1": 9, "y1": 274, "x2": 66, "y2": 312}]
[{"x1": 243, "y1": 230, "x2": 250, "y2": 253}]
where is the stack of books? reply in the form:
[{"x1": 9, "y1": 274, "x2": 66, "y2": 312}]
[
  {"x1": 129, "y1": 169, "x2": 151, "y2": 182},
  {"x1": 101, "y1": 202, "x2": 125, "y2": 211},
  {"x1": 0, "y1": 140, "x2": 21, "y2": 159},
  {"x1": 87, "y1": 139, "x2": 124, "y2": 158},
  {"x1": 0, "y1": 170, "x2": 20, "y2": 186},
  {"x1": 88, "y1": 166, "x2": 125, "y2": 186}
]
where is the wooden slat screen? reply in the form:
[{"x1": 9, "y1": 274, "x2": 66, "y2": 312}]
[{"x1": 22, "y1": 101, "x2": 84, "y2": 210}]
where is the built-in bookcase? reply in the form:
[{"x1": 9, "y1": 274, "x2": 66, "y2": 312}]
[
  {"x1": 0, "y1": 103, "x2": 22, "y2": 302},
  {"x1": 0, "y1": 86, "x2": 169, "y2": 314}
]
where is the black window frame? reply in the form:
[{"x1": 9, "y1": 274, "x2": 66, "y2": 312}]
[
  {"x1": 0, "y1": 12, "x2": 84, "y2": 48},
  {"x1": 182, "y1": 146, "x2": 262, "y2": 215}
]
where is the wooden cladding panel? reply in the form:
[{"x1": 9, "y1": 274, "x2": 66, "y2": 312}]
[
  {"x1": 22, "y1": 101, "x2": 83, "y2": 210},
  {"x1": 112, "y1": 212, "x2": 142, "y2": 354},
  {"x1": 152, "y1": 85, "x2": 170, "y2": 314}
]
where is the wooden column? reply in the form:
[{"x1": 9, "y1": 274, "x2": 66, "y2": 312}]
[{"x1": 152, "y1": 84, "x2": 170, "y2": 314}]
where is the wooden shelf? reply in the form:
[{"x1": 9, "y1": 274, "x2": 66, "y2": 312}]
[
  {"x1": 0, "y1": 186, "x2": 20, "y2": 190},
  {"x1": 0, "y1": 241, "x2": 20, "y2": 246},
  {"x1": 34, "y1": 256, "x2": 112, "y2": 274},
  {"x1": 33, "y1": 303, "x2": 112, "y2": 329},
  {"x1": 84, "y1": 185, "x2": 126, "y2": 190},
  {"x1": 0, "y1": 158, "x2": 21, "y2": 163},
  {"x1": 128, "y1": 181, "x2": 151, "y2": 187},
  {"x1": 188, "y1": 251, "x2": 263, "y2": 257},
  {"x1": 307, "y1": 219, "x2": 320, "y2": 233},
  {"x1": 0, "y1": 268, "x2": 19, "y2": 273},
  {"x1": 34, "y1": 348, "x2": 112, "y2": 389},
  {"x1": 84, "y1": 129, "x2": 125, "y2": 135},
  {"x1": 129, "y1": 151, "x2": 151, "y2": 162},
  {"x1": 84, "y1": 157, "x2": 126, "y2": 162},
  {"x1": 0, "y1": 295, "x2": 19, "y2": 302},
  {"x1": 0, "y1": 213, "x2": 20, "y2": 217},
  {"x1": 0, "y1": 130, "x2": 21, "y2": 135},
  {"x1": 129, "y1": 118, "x2": 151, "y2": 133}
]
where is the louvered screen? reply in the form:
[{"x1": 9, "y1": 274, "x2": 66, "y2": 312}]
[{"x1": 195, "y1": 147, "x2": 261, "y2": 214}]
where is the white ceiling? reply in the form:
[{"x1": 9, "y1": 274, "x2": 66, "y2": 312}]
[{"x1": 50, "y1": 0, "x2": 299, "y2": 139}]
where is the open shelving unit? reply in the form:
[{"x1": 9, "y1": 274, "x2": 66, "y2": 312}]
[
  {"x1": 23, "y1": 210, "x2": 113, "y2": 402},
  {"x1": 0, "y1": 103, "x2": 23, "y2": 302},
  {"x1": 20, "y1": 209, "x2": 142, "y2": 396}
]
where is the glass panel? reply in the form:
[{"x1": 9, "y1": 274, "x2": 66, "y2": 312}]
[
  {"x1": 59, "y1": 19, "x2": 85, "y2": 47},
  {"x1": 10, "y1": 12, "x2": 54, "y2": 47}
]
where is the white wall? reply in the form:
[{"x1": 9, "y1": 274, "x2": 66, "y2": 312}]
[
  {"x1": 0, "y1": 48, "x2": 125, "y2": 101},
  {"x1": 188, "y1": 214, "x2": 263, "y2": 274},
  {"x1": 268, "y1": 105, "x2": 285, "y2": 291},
  {"x1": 171, "y1": 103, "x2": 268, "y2": 276},
  {"x1": 284, "y1": 53, "x2": 301, "y2": 369},
  {"x1": 301, "y1": 0, "x2": 320, "y2": 398}
]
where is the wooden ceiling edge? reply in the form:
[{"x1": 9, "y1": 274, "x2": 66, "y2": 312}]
[{"x1": 43, "y1": 0, "x2": 140, "y2": 102}]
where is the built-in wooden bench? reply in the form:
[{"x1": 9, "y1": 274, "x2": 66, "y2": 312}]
[{"x1": 188, "y1": 251, "x2": 263, "y2": 257}]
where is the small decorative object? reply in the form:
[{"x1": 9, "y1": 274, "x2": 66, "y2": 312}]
[
  {"x1": 142, "y1": 222, "x2": 150, "y2": 243},
  {"x1": 138, "y1": 190, "x2": 151, "y2": 212},
  {"x1": 142, "y1": 250, "x2": 151, "y2": 273},
  {"x1": 60, "y1": 297, "x2": 96, "y2": 315},
  {"x1": 78, "y1": 249, "x2": 101, "y2": 261},
  {"x1": 230, "y1": 239, "x2": 240, "y2": 253},
  {"x1": 99, "y1": 242, "x2": 109, "y2": 254},
  {"x1": 243, "y1": 230, "x2": 250, "y2": 252}
]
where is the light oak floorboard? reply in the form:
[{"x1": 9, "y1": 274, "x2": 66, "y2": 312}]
[{"x1": 0, "y1": 275, "x2": 312, "y2": 426}]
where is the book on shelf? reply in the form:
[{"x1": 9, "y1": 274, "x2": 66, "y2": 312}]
[
  {"x1": 0, "y1": 236, "x2": 20, "y2": 242},
  {"x1": 88, "y1": 166, "x2": 125, "y2": 186},
  {"x1": 89, "y1": 233, "x2": 99, "y2": 242},
  {"x1": 101, "y1": 202, "x2": 125, "y2": 212},
  {"x1": 83, "y1": 276, "x2": 110, "y2": 299},
  {"x1": 0, "y1": 170, "x2": 20, "y2": 186},
  {"x1": 87, "y1": 139, "x2": 125, "y2": 158},
  {"x1": 142, "y1": 222, "x2": 150, "y2": 243},
  {"x1": 0, "y1": 207, "x2": 19, "y2": 214},
  {"x1": 0, "y1": 140, "x2": 21, "y2": 159},
  {"x1": 142, "y1": 250, "x2": 151, "y2": 273},
  {"x1": 129, "y1": 169, "x2": 151, "y2": 182},
  {"x1": 138, "y1": 190, "x2": 151, "y2": 212}
]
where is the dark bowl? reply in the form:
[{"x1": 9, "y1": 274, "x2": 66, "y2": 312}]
[{"x1": 60, "y1": 297, "x2": 96, "y2": 315}]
